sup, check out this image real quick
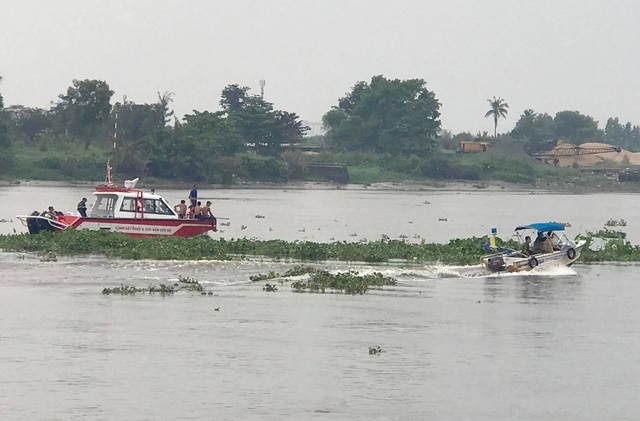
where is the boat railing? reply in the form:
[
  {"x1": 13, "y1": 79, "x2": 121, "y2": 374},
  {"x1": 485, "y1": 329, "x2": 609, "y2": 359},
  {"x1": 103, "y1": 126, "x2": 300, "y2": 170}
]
[{"x1": 17, "y1": 214, "x2": 71, "y2": 231}]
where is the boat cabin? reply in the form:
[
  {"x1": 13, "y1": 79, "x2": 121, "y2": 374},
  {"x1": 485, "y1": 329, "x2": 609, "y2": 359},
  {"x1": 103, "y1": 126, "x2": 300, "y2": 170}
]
[{"x1": 90, "y1": 186, "x2": 178, "y2": 219}]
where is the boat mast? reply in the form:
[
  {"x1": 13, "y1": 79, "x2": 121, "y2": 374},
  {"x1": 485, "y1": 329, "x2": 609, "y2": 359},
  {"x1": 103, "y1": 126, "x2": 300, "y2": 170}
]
[
  {"x1": 113, "y1": 102, "x2": 121, "y2": 174},
  {"x1": 106, "y1": 101, "x2": 122, "y2": 186}
]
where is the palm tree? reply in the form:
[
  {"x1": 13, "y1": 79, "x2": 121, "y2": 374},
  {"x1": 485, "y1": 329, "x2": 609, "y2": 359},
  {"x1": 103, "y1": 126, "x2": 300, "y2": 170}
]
[
  {"x1": 485, "y1": 96, "x2": 509, "y2": 137},
  {"x1": 157, "y1": 91, "x2": 175, "y2": 127}
]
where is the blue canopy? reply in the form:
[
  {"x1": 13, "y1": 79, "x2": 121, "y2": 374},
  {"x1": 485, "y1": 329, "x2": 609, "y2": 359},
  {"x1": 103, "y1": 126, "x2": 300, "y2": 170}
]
[{"x1": 514, "y1": 222, "x2": 566, "y2": 232}]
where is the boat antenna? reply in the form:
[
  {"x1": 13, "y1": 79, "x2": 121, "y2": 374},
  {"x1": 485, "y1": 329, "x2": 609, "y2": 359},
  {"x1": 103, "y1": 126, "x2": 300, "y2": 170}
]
[{"x1": 112, "y1": 101, "x2": 121, "y2": 174}]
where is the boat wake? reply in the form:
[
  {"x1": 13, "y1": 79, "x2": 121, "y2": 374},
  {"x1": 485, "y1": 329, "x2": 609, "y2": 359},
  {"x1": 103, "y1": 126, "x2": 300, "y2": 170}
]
[{"x1": 394, "y1": 264, "x2": 578, "y2": 281}]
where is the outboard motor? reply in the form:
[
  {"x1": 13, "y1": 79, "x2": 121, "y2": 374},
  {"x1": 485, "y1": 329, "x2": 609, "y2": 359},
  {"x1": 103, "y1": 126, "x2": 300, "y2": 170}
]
[{"x1": 486, "y1": 255, "x2": 506, "y2": 272}]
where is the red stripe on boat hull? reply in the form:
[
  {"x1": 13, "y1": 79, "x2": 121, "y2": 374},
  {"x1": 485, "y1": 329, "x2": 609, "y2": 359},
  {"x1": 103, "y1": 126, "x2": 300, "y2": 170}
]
[{"x1": 57, "y1": 215, "x2": 216, "y2": 237}]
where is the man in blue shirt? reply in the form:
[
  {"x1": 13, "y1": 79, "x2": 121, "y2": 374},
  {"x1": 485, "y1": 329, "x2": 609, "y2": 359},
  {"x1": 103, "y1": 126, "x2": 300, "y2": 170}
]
[{"x1": 188, "y1": 184, "x2": 198, "y2": 207}]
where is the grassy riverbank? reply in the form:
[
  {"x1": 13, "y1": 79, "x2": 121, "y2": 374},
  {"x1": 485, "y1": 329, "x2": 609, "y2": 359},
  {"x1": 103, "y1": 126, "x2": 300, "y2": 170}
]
[
  {"x1": 0, "y1": 230, "x2": 637, "y2": 264},
  {"x1": 4, "y1": 136, "x2": 640, "y2": 194},
  {"x1": 3, "y1": 170, "x2": 640, "y2": 195}
]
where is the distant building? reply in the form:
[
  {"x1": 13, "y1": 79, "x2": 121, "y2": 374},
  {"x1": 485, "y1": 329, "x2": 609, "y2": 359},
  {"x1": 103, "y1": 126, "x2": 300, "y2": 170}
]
[{"x1": 460, "y1": 141, "x2": 491, "y2": 153}]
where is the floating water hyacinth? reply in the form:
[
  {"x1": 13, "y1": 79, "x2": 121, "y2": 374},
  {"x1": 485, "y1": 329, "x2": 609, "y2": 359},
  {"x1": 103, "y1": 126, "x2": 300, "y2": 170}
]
[
  {"x1": 4, "y1": 228, "x2": 640, "y2": 265},
  {"x1": 102, "y1": 276, "x2": 205, "y2": 295},
  {"x1": 263, "y1": 283, "x2": 278, "y2": 292},
  {"x1": 369, "y1": 346, "x2": 384, "y2": 355},
  {"x1": 101, "y1": 284, "x2": 175, "y2": 295},
  {"x1": 290, "y1": 270, "x2": 396, "y2": 295}
]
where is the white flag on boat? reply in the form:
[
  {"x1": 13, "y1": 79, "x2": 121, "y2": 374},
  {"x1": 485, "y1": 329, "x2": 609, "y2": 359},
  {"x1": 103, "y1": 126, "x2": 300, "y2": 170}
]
[{"x1": 124, "y1": 178, "x2": 139, "y2": 189}]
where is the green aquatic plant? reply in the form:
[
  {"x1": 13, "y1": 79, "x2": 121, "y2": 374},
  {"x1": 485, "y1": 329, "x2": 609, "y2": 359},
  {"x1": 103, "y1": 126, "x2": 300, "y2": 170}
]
[
  {"x1": 102, "y1": 277, "x2": 205, "y2": 295},
  {"x1": 250, "y1": 271, "x2": 279, "y2": 282},
  {"x1": 283, "y1": 265, "x2": 319, "y2": 276},
  {"x1": 290, "y1": 270, "x2": 396, "y2": 294},
  {"x1": 589, "y1": 228, "x2": 627, "y2": 239},
  {"x1": 147, "y1": 284, "x2": 175, "y2": 294},
  {"x1": 263, "y1": 283, "x2": 278, "y2": 292},
  {"x1": 38, "y1": 250, "x2": 57, "y2": 262},
  {"x1": 177, "y1": 275, "x2": 204, "y2": 292},
  {"x1": 577, "y1": 228, "x2": 640, "y2": 263},
  {"x1": 102, "y1": 284, "x2": 151, "y2": 295},
  {"x1": 250, "y1": 266, "x2": 320, "y2": 282},
  {"x1": 0, "y1": 230, "x2": 491, "y2": 264},
  {"x1": 369, "y1": 346, "x2": 384, "y2": 355},
  {"x1": 7, "y1": 228, "x2": 640, "y2": 264}
]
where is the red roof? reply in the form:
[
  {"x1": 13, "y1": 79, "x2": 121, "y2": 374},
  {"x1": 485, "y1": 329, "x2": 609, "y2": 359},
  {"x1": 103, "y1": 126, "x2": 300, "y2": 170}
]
[{"x1": 95, "y1": 185, "x2": 142, "y2": 193}]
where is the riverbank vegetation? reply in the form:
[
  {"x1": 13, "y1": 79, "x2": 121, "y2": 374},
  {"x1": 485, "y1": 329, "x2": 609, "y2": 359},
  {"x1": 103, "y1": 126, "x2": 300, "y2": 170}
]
[
  {"x1": 2, "y1": 75, "x2": 640, "y2": 190},
  {"x1": 1, "y1": 229, "x2": 639, "y2": 264}
]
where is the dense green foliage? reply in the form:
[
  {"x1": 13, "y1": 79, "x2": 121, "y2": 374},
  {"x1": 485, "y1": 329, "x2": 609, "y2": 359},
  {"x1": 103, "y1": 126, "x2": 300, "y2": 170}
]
[
  {"x1": 509, "y1": 109, "x2": 640, "y2": 153},
  {"x1": 3, "y1": 73, "x2": 640, "y2": 186},
  {"x1": 0, "y1": 77, "x2": 15, "y2": 175},
  {"x1": 250, "y1": 265, "x2": 397, "y2": 294},
  {"x1": 323, "y1": 76, "x2": 440, "y2": 155},
  {"x1": 510, "y1": 110, "x2": 555, "y2": 153},
  {"x1": 603, "y1": 117, "x2": 640, "y2": 150},
  {"x1": 1, "y1": 80, "x2": 309, "y2": 184},
  {"x1": 54, "y1": 79, "x2": 115, "y2": 149},
  {"x1": 5, "y1": 229, "x2": 640, "y2": 265},
  {"x1": 577, "y1": 230, "x2": 640, "y2": 263},
  {"x1": 101, "y1": 276, "x2": 204, "y2": 295},
  {"x1": 290, "y1": 270, "x2": 397, "y2": 294},
  {"x1": 0, "y1": 230, "x2": 490, "y2": 264},
  {"x1": 312, "y1": 143, "x2": 560, "y2": 185}
]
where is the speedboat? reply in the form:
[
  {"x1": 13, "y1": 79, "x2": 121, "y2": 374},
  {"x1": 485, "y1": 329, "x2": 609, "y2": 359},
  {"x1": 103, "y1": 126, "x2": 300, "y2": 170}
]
[
  {"x1": 482, "y1": 222, "x2": 586, "y2": 273},
  {"x1": 17, "y1": 178, "x2": 217, "y2": 238}
]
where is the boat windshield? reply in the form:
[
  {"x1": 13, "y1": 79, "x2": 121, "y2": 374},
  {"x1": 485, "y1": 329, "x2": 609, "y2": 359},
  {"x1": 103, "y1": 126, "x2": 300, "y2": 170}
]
[
  {"x1": 90, "y1": 195, "x2": 118, "y2": 217},
  {"x1": 143, "y1": 198, "x2": 173, "y2": 215},
  {"x1": 119, "y1": 197, "x2": 174, "y2": 216}
]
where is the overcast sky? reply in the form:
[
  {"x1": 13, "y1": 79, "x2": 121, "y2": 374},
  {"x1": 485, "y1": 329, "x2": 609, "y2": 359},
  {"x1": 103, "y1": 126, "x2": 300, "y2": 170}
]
[{"x1": 1, "y1": 0, "x2": 639, "y2": 134}]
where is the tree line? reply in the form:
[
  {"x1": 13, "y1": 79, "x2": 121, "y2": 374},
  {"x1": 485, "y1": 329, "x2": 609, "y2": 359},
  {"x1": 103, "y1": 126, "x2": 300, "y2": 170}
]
[
  {"x1": 1, "y1": 74, "x2": 639, "y2": 184},
  {"x1": 510, "y1": 109, "x2": 640, "y2": 152},
  {"x1": 0, "y1": 80, "x2": 311, "y2": 182}
]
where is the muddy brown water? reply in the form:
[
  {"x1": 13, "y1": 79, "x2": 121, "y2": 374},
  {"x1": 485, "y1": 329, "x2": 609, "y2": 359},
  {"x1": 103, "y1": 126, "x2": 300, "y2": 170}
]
[{"x1": 1, "y1": 184, "x2": 639, "y2": 420}]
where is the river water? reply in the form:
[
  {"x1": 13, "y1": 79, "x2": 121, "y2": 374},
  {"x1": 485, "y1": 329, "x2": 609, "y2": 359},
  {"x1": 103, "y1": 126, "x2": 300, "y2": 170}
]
[{"x1": 1, "y1": 183, "x2": 639, "y2": 420}]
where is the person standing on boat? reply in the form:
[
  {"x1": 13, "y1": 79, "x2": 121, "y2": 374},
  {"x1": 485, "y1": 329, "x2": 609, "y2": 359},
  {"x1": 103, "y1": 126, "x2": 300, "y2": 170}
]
[
  {"x1": 189, "y1": 184, "x2": 198, "y2": 207},
  {"x1": 77, "y1": 198, "x2": 88, "y2": 217}
]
